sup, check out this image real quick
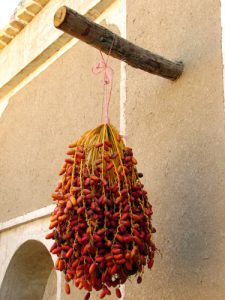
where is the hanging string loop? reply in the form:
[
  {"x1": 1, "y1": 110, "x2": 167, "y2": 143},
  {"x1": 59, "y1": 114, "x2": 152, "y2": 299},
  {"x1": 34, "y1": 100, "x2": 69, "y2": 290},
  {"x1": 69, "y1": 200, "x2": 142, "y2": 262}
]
[{"x1": 92, "y1": 35, "x2": 115, "y2": 123}]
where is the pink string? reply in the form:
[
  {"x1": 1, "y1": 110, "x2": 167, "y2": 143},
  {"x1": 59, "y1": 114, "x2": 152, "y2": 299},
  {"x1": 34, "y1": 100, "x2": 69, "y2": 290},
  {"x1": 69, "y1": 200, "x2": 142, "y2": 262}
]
[{"x1": 92, "y1": 36, "x2": 115, "y2": 123}]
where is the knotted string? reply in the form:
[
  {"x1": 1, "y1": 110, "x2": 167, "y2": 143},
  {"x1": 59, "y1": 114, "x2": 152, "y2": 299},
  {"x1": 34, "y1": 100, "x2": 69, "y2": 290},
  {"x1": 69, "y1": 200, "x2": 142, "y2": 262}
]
[{"x1": 92, "y1": 36, "x2": 115, "y2": 124}]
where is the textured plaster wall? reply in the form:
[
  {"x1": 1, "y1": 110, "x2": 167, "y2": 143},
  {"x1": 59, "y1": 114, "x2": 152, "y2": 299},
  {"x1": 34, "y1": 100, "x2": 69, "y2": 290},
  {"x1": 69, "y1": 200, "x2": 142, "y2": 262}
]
[
  {"x1": 1, "y1": 0, "x2": 225, "y2": 299},
  {"x1": 0, "y1": 23, "x2": 120, "y2": 222},
  {"x1": 125, "y1": 0, "x2": 225, "y2": 299}
]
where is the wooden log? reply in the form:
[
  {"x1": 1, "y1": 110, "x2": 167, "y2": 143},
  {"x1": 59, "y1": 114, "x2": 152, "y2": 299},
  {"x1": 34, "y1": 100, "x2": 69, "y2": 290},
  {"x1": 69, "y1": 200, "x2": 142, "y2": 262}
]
[{"x1": 54, "y1": 6, "x2": 184, "y2": 80}]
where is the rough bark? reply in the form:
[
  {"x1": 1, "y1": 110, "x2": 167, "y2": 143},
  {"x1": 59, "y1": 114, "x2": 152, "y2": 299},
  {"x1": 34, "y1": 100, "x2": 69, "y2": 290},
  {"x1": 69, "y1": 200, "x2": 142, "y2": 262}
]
[{"x1": 54, "y1": 6, "x2": 184, "y2": 80}]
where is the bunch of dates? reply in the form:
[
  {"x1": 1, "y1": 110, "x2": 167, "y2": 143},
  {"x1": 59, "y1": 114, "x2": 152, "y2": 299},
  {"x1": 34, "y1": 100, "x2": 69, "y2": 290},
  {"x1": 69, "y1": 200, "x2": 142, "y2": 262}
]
[{"x1": 46, "y1": 124, "x2": 156, "y2": 299}]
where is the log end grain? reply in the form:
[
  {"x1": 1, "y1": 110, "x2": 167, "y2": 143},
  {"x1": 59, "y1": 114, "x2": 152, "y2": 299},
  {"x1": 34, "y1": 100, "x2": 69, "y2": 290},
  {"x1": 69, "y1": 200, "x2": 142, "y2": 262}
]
[{"x1": 54, "y1": 6, "x2": 67, "y2": 28}]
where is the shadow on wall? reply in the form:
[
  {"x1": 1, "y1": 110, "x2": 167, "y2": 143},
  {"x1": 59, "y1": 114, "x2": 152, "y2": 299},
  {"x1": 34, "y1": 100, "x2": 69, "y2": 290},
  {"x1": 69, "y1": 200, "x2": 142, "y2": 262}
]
[{"x1": 0, "y1": 240, "x2": 57, "y2": 300}]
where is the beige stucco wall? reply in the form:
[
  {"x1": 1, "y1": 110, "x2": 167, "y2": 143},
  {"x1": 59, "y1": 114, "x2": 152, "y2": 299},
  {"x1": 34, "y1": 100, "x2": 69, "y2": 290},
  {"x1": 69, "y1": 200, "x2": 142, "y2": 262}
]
[
  {"x1": 0, "y1": 23, "x2": 120, "y2": 222},
  {"x1": 1, "y1": 0, "x2": 225, "y2": 299},
  {"x1": 125, "y1": 0, "x2": 225, "y2": 299}
]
